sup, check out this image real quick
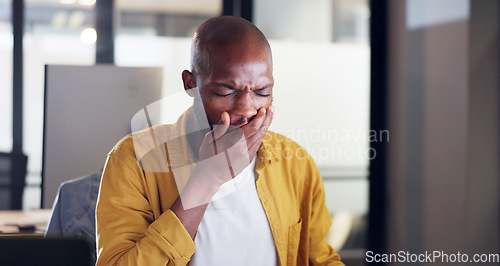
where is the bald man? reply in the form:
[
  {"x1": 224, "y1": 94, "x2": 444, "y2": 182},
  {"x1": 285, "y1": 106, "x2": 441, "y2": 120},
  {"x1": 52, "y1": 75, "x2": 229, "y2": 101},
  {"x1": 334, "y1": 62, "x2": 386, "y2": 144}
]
[{"x1": 96, "y1": 16, "x2": 344, "y2": 265}]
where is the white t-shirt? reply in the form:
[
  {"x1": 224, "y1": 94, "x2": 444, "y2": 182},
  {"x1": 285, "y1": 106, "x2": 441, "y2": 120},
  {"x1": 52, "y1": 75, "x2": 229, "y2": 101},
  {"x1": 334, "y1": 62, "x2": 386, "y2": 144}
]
[{"x1": 190, "y1": 156, "x2": 278, "y2": 266}]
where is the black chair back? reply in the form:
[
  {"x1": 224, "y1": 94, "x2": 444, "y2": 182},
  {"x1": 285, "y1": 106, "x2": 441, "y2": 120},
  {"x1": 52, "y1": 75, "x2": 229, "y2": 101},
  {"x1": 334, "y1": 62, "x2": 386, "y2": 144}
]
[{"x1": 0, "y1": 152, "x2": 28, "y2": 210}]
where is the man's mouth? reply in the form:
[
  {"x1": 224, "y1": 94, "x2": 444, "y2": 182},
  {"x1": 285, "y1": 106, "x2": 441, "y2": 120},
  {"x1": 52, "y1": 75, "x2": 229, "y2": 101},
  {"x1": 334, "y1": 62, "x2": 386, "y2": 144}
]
[
  {"x1": 231, "y1": 121, "x2": 248, "y2": 127},
  {"x1": 231, "y1": 117, "x2": 253, "y2": 128},
  {"x1": 208, "y1": 116, "x2": 254, "y2": 132},
  {"x1": 223, "y1": 118, "x2": 252, "y2": 135}
]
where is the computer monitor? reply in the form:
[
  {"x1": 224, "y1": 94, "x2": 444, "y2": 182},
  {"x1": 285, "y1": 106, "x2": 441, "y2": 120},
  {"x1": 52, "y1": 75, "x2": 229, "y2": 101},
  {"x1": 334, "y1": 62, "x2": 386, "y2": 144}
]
[
  {"x1": 42, "y1": 65, "x2": 163, "y2": 208},
  {"x1": 0, "y1": 237, "x2": 92, "y2": 266}
]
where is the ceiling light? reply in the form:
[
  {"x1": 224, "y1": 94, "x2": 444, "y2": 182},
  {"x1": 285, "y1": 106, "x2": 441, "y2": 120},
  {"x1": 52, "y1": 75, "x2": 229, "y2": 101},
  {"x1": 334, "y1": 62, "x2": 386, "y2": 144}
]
[
  {"x1": 51, "y1": 11, "x2": 68, "y2": 28},
  {"x1": 80, "y1": 28, "x2": 97, "y2": 44},
  {"x1": 68, "y1": 11, "x2": 86, "y2": 29},
  {"x1": 60, "y1": 0, "x2": 77, "y2": 4},
  {"x1": 79, "y1": 0, "x2": 97, "y2": 6}
]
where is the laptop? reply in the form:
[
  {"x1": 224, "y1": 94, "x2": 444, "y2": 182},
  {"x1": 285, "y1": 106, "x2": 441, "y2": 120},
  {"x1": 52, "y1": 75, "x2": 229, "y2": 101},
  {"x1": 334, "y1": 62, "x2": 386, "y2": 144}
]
[{"x1": 0, "y1": 237, "x2": 91, "y2": 266}]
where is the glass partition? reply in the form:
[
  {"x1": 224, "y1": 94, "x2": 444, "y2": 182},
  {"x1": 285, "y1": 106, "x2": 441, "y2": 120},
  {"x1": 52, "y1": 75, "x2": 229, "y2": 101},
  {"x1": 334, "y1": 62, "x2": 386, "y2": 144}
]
[
  {"x1": 0, "y1": 0, "x2": 12, "y2": 210},
  {"x1": 254, "y1": 0, "x2": 370, "y2": 260},
  {"x1": 0, "y1": 0, "x2": 12, "y2": 152}
]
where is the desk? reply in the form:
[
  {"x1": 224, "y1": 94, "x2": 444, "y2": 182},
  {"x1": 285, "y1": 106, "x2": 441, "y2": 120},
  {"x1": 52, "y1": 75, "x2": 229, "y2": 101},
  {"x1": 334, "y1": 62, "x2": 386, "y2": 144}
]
[{"x1": 0, "y1": 209, "x2": 52, "y2": 235}]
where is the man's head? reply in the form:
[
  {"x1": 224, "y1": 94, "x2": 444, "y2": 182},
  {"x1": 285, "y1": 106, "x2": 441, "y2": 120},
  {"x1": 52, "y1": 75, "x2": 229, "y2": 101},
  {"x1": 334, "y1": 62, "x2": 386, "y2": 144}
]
[{"x1": 182, "y1": 16, "x2": 274, "y2": 128}]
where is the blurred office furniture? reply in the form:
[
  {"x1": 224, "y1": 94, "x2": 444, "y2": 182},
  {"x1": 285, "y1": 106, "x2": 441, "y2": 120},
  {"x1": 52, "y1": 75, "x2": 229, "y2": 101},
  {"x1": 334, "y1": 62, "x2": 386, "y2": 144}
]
[
  {"x1": 46, "y1": 172, "x2": 102, "y2": 264},
  {"x1": 329, "y1": 212, "x2": 366, "y2": 251},
  {"x1": 0, "y1": 152, "x2": 28, "y2": 210},
  {"x1": 327, "y1": 212, "x2": 367, "y2": 266},
  {"x1": 0, "y1": 209, "x2": 52, "y2": 235},
  {"x1": 42, "y1": 65, "x2": 162, "y2": 209}
]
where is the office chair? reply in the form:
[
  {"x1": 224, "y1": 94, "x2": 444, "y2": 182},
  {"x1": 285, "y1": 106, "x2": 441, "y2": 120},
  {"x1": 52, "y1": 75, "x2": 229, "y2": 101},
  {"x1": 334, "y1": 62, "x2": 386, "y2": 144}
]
[
  {"x1": 0, "y1": 152, "x2": 28, "y2": 210},
  {"x1": 45, "y1": 171, "x2": 102, "y2": 264}
]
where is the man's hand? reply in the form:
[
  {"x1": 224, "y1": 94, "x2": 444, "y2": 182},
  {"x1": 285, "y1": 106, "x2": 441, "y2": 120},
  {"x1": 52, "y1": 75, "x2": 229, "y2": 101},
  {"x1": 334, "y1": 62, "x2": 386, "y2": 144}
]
[
  {"x1": 195, "y1": 105, "x2": 274, "y2": 187},
  {"x1": 171, "y1": 105, "x2": 274, "y2": 238}
]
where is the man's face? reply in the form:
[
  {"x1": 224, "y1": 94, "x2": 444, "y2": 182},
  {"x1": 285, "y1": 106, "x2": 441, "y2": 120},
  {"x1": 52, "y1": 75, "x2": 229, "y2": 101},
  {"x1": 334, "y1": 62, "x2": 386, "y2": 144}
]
[{"x1": 192, "y1": 43, "x2": 274, "y2": 127}]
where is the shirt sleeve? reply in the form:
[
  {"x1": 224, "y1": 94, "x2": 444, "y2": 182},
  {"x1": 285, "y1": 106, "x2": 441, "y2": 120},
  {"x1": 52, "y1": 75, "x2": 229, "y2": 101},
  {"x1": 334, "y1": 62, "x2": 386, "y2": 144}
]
[
  {"x1": 45, "y1": 187, "x2": 63, "y2": 236},
  {"x1": 95, "y1": 153, "x2": 195, "y2": 266},
  {"x1": 307, "y1": 157, "x2": 345, "y2": 266}
]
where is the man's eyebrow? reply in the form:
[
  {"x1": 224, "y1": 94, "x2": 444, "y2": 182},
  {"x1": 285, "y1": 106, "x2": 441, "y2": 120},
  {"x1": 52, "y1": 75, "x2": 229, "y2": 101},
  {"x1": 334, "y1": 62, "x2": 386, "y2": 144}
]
[
  {"x1": 212, "y1": 83, "x2": 272, "y2": 91},
  {"x1": 213, "y1": 83, "x2": 237, "y2": 90}
]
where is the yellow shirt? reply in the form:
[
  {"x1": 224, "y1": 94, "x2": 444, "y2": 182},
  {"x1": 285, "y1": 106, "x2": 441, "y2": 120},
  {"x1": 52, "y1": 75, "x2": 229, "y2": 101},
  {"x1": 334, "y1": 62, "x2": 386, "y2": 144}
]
[{"x1": 96, "y1": 109, "x2": 344, "y2": 266}]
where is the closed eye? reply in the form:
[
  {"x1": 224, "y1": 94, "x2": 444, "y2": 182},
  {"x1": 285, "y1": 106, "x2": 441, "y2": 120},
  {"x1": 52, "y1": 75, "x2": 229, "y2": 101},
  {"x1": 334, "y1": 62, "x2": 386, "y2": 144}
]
[
  {"x1": 214, "y1": 84, "x2": 236, "y2": 97},
  {"x1": 254, "y1": 91, "x2": 271, "y2": 97},
  {"x1": 212, "y1": 84, "x2": 272, "y2": 97},
  {"x1": 215, "y1": 92, "x2": 236, "y2": 97},
  {"x1": 254, "y1": 86, "x2": 272, "y2": 97}
]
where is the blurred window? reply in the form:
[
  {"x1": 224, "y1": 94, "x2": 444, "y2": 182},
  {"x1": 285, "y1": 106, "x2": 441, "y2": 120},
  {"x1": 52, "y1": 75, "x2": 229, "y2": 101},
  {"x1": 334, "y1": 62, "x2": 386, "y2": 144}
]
[
  {"x1": 0, "y1": 0, "x2": 12, "y2": 152},
  {"x1": 254, "y1": 0, "x2": 370, "y2": 257},
  {"x1": 115, "y1": 0, "x2": 222, "y2": 96},
  {"x1": 23, "y1": 0, "x2": 96, "y2": 209}
]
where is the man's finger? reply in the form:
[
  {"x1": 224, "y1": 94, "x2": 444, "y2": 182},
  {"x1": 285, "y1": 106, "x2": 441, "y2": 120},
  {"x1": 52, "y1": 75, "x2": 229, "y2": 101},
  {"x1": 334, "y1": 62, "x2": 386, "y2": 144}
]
[
  {"x1": 260, "y1": 105, "x2": 274, "y2": 134},
  {"x1": 209, "y1": 112, "x2": 230, "y2": 141},
  {"x1": 245, "y1": 105, "x2": 274, "y2": 147},
  {"x1": 240, "y1": 107, "x2": 267, "y2": 139}
]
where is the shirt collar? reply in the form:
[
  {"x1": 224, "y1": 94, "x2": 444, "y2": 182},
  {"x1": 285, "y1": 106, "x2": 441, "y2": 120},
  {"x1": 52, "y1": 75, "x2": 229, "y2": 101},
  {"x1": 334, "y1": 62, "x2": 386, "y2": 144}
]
[{"x1": 256, "y1": 135, "x2": 281, "y2": 171}]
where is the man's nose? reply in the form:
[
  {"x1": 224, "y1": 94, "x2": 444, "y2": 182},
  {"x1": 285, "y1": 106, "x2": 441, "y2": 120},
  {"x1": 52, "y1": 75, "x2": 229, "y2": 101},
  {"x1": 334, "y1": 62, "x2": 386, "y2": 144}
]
[{"x1": 232, "y1": 91, "x2": 257, "y2": 118}]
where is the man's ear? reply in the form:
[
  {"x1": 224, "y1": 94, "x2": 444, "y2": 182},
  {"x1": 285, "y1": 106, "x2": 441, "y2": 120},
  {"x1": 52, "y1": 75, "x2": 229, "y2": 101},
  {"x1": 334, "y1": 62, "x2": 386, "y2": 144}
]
[{"x1": 182, "y1": 70, "x2": 196, "y2": 97}]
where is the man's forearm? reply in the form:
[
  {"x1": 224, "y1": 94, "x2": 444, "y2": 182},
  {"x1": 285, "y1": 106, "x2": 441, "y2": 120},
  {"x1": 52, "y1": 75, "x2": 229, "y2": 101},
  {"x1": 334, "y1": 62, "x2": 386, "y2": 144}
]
[{"x1": 171, "y1": 172, "x2": 219, "y2": 238}]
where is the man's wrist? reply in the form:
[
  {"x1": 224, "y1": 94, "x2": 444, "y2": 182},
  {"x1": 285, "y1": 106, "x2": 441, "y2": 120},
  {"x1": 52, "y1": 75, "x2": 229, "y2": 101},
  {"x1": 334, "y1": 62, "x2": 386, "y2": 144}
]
[
  {"x1": 177, "y1": 169, "x2": 220, "y2": 209},
  {"x1": 188, "y1": 168, "x2": 221, "y2": 194}
]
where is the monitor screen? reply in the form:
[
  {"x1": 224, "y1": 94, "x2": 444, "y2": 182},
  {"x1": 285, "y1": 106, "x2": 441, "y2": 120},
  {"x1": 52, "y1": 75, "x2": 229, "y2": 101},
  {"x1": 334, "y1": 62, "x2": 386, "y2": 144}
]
[{"x1": 42, "y1": 65, "x2": 163, "y2": 208}]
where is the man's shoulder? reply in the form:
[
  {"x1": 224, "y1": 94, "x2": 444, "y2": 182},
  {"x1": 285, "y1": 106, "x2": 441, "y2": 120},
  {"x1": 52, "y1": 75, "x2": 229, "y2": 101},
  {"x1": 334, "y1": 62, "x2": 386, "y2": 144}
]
[
  {"x1": 109, "y1": 124, "x2": 172, "y2": 157},
  {"x1": 109, "y1": 108, "x2": 193, "y2": 157}
]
